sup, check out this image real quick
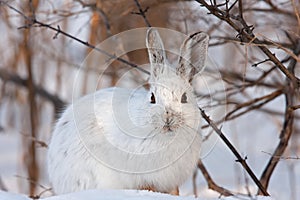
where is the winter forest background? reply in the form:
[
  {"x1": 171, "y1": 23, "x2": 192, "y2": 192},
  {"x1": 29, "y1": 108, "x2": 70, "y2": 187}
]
[{"x1": 0, "y1": 0, "x2": 299, "y2": 199}]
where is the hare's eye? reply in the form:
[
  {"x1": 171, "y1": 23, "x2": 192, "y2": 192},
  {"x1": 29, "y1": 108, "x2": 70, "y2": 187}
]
[
  {"x1": 181, "y1": 92, "x2": 187, "y2": 103},
  {"x1": 150, "y1": 92, "x2": 156, "y2": 104}
]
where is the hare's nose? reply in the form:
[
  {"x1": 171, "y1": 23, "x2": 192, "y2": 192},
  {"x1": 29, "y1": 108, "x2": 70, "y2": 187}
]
[
  {"x1": 165, "y1": 107, "x2": 176, "y2": 115},
  {"x1": 165, "y1": 110, "x2": 172, "y2": 118}
]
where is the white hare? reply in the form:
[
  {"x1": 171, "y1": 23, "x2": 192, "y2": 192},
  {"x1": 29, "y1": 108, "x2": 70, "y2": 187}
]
[{"x1": 47, "y1": 28, "x2": 209, "y2": 195}]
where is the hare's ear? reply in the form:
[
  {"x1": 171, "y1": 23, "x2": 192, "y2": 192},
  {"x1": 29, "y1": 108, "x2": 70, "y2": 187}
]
[
  {"x1": 177, "y1": 32, "x2": 209, "y2": 83},
  {"x1": 146, "y1": 28, "x2": 166, "y2": 79}
]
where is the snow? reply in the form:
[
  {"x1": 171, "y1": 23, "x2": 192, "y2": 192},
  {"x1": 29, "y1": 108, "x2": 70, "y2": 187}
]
[
  {"x1": 0, "y1": 190, "x2": 29, "y2": 200},
  {"x1": 0, "y1": 190, "x2": 274, "y2": 200}
]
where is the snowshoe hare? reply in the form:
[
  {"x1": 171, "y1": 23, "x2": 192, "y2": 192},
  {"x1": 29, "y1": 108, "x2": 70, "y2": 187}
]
[{"x1": 48, "y1": 28, "x2": 209, "y2": 194}]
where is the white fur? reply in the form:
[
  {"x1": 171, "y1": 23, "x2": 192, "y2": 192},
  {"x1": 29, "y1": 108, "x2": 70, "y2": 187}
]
[{"x1": 47, "y1": 29, "x2": 209, "y2": 194}]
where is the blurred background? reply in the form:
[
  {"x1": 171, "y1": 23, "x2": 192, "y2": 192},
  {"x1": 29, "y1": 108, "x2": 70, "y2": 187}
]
[{"x1": 0, "y1": 0, "x2": 299, "y2": 199}]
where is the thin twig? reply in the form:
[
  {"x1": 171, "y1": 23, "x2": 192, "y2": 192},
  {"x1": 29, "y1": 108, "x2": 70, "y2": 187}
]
[
  {"x1": 258, "y1": 39, "x2": 299, "y2": 195},
  {"x1": 20, "y1": 132, "x2": 48, "y2": 149},
  {"x1": 1, "y1": 1, "x2": 149, "y2": 75},
  {"x1": 0, "y1": 68, "x2": 65, "y2": 116},
  {"x1": 252, "y1": 58, "x2": 272, "y2": 67},
  {"x1": 192, "y1": 170, "x2": 198, "y2": 197},
  {"x1": 22, "y1": 1, "x2": 40, "y2": 195},
  {"x1": 199, "y1": 108, "x2": 270, "y2": 196},
  {"x1": 262, "y1": 151, "x2": 300, "y2": 160},
  {"x1": 290, "y1": 105, "x2": 300, "y2": 110},
  {"x1": 75, "y1": 0, "x2": 112, "y2": 36},
  {"x1": 196, "y1": 0, "x2": 300, "y2": 88},
  {"x1": 30, "y1": 188, "x2": 52, "y2": 199},
  {"x1": 225, "y1": 89, "x2": 283, "y2": 121},
  {"x1": 14, "y1": 175, "x2": 49, "y2": 190},
  {"x1": 28, "y1": 20, "x2": 149, "y2": 74},
  {"x1": 258, "y1": 87, "x2": 295, "y2": 195},
  {"x1": 197, "y1": 160, "x2": 233, "y2": 196},
  {"x1": 132, "y1": 0, "x2": 151, "y2": 27},
  {"x1": 0, "y1": 176, "x2": 7, "y2": 191}
]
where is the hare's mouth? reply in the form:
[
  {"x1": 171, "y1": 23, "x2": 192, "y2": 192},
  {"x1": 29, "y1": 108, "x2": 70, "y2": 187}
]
[
  {"x1": 163, "y1": 124, "x2": 173, "y2": 132},
  {"x1": 162, "y1": 117, "x2": 181, "y2": 132}
]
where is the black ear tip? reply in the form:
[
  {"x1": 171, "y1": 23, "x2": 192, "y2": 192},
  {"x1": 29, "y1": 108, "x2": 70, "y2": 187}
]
[
  {"x1": 189, "y1": 31, "x2": 203, "y2": 38},
  {"x1": 189, "y1": 31, "x2": 209, "y2": 41}
]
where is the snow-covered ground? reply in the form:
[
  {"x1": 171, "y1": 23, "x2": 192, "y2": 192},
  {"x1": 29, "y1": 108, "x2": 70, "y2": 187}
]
[{"x1": 0, "y1": 190, "x2": 274, "y2": 200}]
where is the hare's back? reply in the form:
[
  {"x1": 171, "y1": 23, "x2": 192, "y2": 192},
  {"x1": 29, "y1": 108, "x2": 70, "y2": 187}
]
[{"x1": 52, "y1": 87, "x2": 145, "y2": 142}]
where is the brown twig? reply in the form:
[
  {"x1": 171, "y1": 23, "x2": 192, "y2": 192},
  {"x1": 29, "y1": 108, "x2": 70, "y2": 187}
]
[
  {"x1": 75, "y1": 0, "x2": 112, "y2": 37},
  {"x1": 192, "y1": 170, "x2": 198, "y2": 197},
  {"x1": 0, "y1": 68, "x2": 65, "y2": 116},
  {"x1": 225, "y1": 89, "x2": 283, "y2": 121},
  {"x1": 196, "y1": 0, "x2": 300, "y2": 88},
  {"x1": 258, "y1": 86, "x2": 295, "y2": 195},
  {"x1": 15, "y1": 175, "x2": 51, "y2": 197},
  {"x1": 199, "y1": 108, "x2": 270, "y2": 196},
  {"x1": 290, "y1": 105, "x2": 300, "y2": 110},
  {"x1": 258, "y1": 39, "x2": 299, "y2": 195},
  {"x1": 0, "y1": 176, "x2": 7, "y2": 191},
  {"x1": 1, "y1": 1, "x2": 149, "y2": 75},
  {"x1": 244, "y1": 7, "x2": 295, "y2": 18},
  {"x1": 29, "y1": 188, "x2": 52, "y2": 199},
  {"x1": 132, "y1": 0, "x2": 151, "y2": 27},
  {"x1": 23, "y1": 1, "x2": 39, "y2": 195},
  {"x1": 210, "y1": 35, "x2": 293, "y2": 49},
  {"x1": 197, "y1": 160, "x2": 233, "y2": 196},
  {"x1": 28, "y1": 20, "x2": 149, "y2": 74},
  {"x1": 261, "y1": 151, "x2": 300, "y2": 160},
  {"x1": 21, "y1": 133, "x2": 48, "y2": 149}
]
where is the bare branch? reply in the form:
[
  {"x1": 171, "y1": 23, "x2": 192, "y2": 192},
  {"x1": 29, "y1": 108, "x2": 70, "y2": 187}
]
[
  {"x1": 199, "y1": 108, "x2": 270, "y2": 196},
  {"x1": 0, "y1": 68, "x2": 65, "y2": 116},
  {"x1": 197, "y1": 160, "x2": 234, "y2": 196},
  {"x1": 1, "y1": 1, "x2": 149, "y2": 75},
  {"x1": 262, "y1": 151, "x2": 300, "y2": 160},
  {"x1": 192, "y1": 170, "x2": 198, "y2": 197},
  {"x1": 23, "y1": 1, "x2": 40, "y2": 195},
  {"x1": 132, "y1": 0, "x2": 151, "y2": 27},
  {"x1": 21, "y1": 133, "x2": 48, "y2": 149},
  {"x1": 0, "y1": 176, "x2": 7, "y2": 191},
  {"x1": 75, "y1": 0, "x2": 112, "y2": 36},
  {"x1": 290, "y1": 105, "x2": 300, "y2": 111},
  {"x1": 225, "y1": 89, "x2": 283, "y2": 121},
  {"x1": 258, "y1": 90, "x2": 295, "y2": 194},
  {"x1": 196, "y1": 0, "x2": 300, "y2": 88},
  {"x1": 258, "y1": 38, "x2": 299, "y2": 195}
]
